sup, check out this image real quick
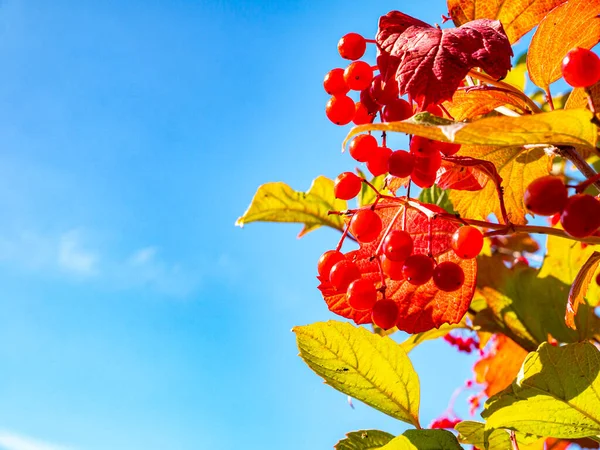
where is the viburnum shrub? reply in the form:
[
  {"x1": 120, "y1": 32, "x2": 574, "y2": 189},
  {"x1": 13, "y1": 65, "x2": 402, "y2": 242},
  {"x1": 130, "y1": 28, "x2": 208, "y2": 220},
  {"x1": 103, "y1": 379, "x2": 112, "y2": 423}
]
[{"x1": 237, "y1": 0, "x2": 600, "y2": 448}]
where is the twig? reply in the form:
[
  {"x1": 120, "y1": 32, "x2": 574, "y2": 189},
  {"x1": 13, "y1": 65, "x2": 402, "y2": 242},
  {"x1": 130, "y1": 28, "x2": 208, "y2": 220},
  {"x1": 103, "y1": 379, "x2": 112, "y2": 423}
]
[{"x1": 554, "y1": 145, "x2": 600, "y2": 193}]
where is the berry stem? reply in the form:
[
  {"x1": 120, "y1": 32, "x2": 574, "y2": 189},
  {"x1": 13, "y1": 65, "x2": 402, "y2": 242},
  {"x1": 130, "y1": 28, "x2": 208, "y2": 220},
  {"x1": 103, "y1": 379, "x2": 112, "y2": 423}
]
[
  {"x1": 467, "y1": 69, "x2": 542, "y2": 114},
  {"x1": 554, "y1": 145, "x2": 600, "y2": 192},
  {"x1": 585, "y1": 87, "x2": 598, "y2": 115},
  {"x1": 545, "y1": 86, "x2": 555, "y2": 111},
  {"x1": 364, "y1": 39, "x2": 377, "y2": 44},
  {"x1": 510, "y1": 431, "x2": 520, "y2": 450}
]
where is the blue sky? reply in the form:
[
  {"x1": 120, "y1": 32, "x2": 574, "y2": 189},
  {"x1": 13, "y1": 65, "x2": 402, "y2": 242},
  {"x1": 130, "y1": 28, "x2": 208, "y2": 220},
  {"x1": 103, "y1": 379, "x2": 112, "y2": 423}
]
[{"x1": 0, "y1": 1, "x2": 523, "y2": 449}]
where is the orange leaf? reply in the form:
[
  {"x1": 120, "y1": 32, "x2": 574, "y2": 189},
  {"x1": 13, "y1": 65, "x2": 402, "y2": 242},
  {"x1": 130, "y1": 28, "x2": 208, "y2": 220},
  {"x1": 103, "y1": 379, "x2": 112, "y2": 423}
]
[
  {"x1": 566, "y1": 251, "x2": 600, "y2": 329},
  {"x1": 528, "y1": 0, "x2": 600, "y2": 89},
  {"x1": 565, "y1": 81, "x2": 600, "y2": 111},
  {"x1": 443, "y1": 87, "x2": 530, "y2": 121},
  {"x1": 473, "y1": 334, "x2": 528, "y2": 396},
  {"x1": 447, "y1": 0, "x2": 567, "y2": 43}
]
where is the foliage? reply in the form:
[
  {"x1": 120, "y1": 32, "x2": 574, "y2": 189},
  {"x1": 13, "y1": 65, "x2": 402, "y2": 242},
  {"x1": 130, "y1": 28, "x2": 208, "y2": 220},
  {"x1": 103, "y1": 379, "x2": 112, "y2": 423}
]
[{"x1": 238, "y1": 1, "x2": 600, "y2": 448}]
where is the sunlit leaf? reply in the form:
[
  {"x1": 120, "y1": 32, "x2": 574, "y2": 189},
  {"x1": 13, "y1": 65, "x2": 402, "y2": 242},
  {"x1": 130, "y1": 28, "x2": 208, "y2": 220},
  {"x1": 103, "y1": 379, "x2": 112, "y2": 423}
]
[
  {"x1": 293, "y1": 321, "x2": 420, "y2": 426},
  {"x1": 474, "y1": 255, "x2": 600, "y2": 351},
  {"x1": 379, "y1": 429, "x2": 462, "y2": 450},
  {"x1": 566, "y1": 251, "x2": 600, "y2": 330},
  {"x1": 456, "y1": 421, "x2": 545, "y2": 450},
  {"x1": 236, "y1": 176, "x2": 346, "y2": 237},
  {"x1": 443, "y1": 87, "x2": 530, "y2": 121},
  {"x1": 503, "y1": 52, "x2": 528, "y2": 92},
  {"x1": 528, "y1": 0, "x2": 600, "y2": 89},
  {"x1": 335, "y1": 430, "x2": 395, "y2": 450},
  {"x1": 344, "y1": 109, "x2": 598, "y2": 150},
  {"x1": 400, "y1": 321, "x2": 467, "y2": 353},
  {"x1": 449, "y1": 145, "x2": 551, "y2": 225},
  {"x1": 417, "y1": 185, "x2": 456, "y2": 214},
  {"x1": 566, "y1": 81, "x2": 600, "y2": 112},
  {"x1": 483, "y1": 342, "x2": 600, "y2": 440},
  {"x1": 447, "y1": 0, "x2": 568, "y2": 43}
]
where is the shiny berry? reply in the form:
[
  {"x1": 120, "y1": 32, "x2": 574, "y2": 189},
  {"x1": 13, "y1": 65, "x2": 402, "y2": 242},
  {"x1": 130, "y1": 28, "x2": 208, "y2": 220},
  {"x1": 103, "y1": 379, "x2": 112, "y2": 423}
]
[
  {"x1": 347, "y1": 278, "x2": 378, "y2": 310},
  {"x1": 382, "y1": 230, "x2": 413, "y2": 262},
  {"x1": 349, "y1": 134, "x2": 377, "y2": 162},
  {"x1": 326, "y1": 95, "x2": 355, "y2": 125},
  {"x1": 413, "y1": 150, "x2": 442, "y2": 173},
  {"x1": 366, "y1": 146, "x2": 392, "y2": 176},
  {"x1": 344, "y1": 61, "x2": 373, "y2": 91},
  {"x1": 382, "y1": 98, "x2": 413, "y2": 122},
  {"x1": 317, "y1": 250, "x2": 345, "y2": 279},
  {"x1": 338, "y1": 33, "x2": 366, "y2": 60},
  {"x1": 561, "y1": 47, "x2": 600, "y2": 88},
  {"x1": 451, "y1": 226, "x2": 484, "y2": 259},
  {"x1": 410, "y1": 169, "x2": 436, "y2": 189},
  {"x1": 353, "y1": 101, "x2": 375, "y2": 125},
  {"x1": 523, "y1": 175, "x2": 568, "y2": 216},
  {"x1": 369, "y1": 74, "x2": 399, "y2": 106},
  {"x1": 560, "y1": 194, "x2": 600, "y2": 238},
  {"x1": 438, "y1": 142, "x2": 461, "y2": 156},
  {"x1": 409, "y1": 136, "x2": 439, "y2": 157},
  {"x1": 371, "y1": 299, "x2": 399, "y2": 330},
  {"x1": 402, "y1": 254, "x2": 434, "y2": 285},
  {"x1": 334, "y1": 172, "x2": 362, "y2": 200},
  {"x1": 433, "y1": 261, "x2": 465, "y2": 292},
  {"x1": 388, "y1": 150, "x2": 415, "y2": 178},
  {"x1": 350, "y1": 209, "x2": 383, "y2": 243},
  {"x1": 329, "y1": 260, "x2": 361, "y2": 291},
  {"x1": 323, "y1": 68, "x2": 349, "y2": 95},
  {"x1": 381, "y1": 255, "x2": 404, "y2": 281}
]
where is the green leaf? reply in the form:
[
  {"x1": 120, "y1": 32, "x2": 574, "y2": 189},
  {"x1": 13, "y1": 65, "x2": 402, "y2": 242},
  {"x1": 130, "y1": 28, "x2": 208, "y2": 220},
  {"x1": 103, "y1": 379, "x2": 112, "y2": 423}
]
[
  {"x1": 293, "y1": 320, "x2": 420, "y2": 427},
  {"x1": 483, "y1": 342, "x2": 600, "y2": 440},
  {"x1": 504, "y1": 52, "x2": 528, "y2": 92},
  {"x1": 474, "y1": 255, "x2": 600, "y2": 351},
  {"x1": 344, "y1": 109, "x2": 598, "y2": 150},
  {"x1": 358, "y1": 170, "x2": 389, "y2": 208},
  {"x1": 335, "y1": 430, "x2": 395, "y2": 450},
  {"x1": 400, "y1": 322, "x2": 467, "y2": 353},
  {"x1": 379, "y1": 430, "x2": 462, "y2": 450},
  {"x1": 456, "y1": 421, "x2": 512, "y2": 450},
  {"x1": 418, "y1": 186, "x2": 456, "y2": 214},
  {"x1": 236, "y1": 176, "x2": 346, "y2": 237}
]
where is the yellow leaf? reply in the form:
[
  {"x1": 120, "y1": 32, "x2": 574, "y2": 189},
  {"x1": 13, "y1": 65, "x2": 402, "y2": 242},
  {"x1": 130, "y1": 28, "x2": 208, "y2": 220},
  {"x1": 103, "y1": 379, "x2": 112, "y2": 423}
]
[
  {"x1": 293, "y1": 321, "x2": 420, "y2": 427},
  {"x1": 504, "y1": 52, "x2": 528, "y2": 92},
  {"x1": 449, "y1": 145, "x2": 551, "y2": 224},
  {"x1": 236, "y1": 176, "x2": 346, "y2": 237},
  {"x1": 528, "y1": 0, "x2": 600, "y2": 89},
  {"x1": 566, "y1": 252, "x2": 600, "y2": 329},
  {"x1": 565, "y1": 81, "x2": 600, "y2": 111},
  {"x1": 443, "y1": 88, "x2": 530, "y2": 121},
  {"x1": 399, "y1": 322, "x2": 467, "y2": 353},
  {"x1": 344, "y1": 109, "x2": 598, "y2": 150},
  {"x1": 447, "y1": 0, "x2": 568, "y2": 44}
]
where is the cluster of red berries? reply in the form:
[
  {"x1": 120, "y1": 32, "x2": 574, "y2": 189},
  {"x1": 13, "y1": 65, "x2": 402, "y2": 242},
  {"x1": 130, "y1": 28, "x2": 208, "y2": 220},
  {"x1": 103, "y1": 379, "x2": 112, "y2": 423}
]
[
  {"x1": 561, "y1": 47, "x2": 600, "y2": 88},
  {"x1": 524, "y1": 175, "x2": 600, "y2": 238},
  {"x1": 443, "y1": 333, "x2": 479, "y2": 354},
  {"x1": 320, "y1": 174, "x2": 485, "y2": 330},
  {"x1": 346, "y1": 133, "x2": 461, "y2": 188},
  {"x1": 429, "y1": 415, "x2": 461, "y2": 429},
  {"x1": 324, "y1": 32, "x2": 415, "y2": 127}
]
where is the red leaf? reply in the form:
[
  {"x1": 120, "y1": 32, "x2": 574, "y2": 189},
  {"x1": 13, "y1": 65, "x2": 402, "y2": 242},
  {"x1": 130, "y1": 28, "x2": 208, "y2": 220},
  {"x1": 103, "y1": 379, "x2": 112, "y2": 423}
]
[
  {"x1": 376, "y1": 11, "x2": 513, "y2": 108},
  {"x1": 436, "y1": 160, "x2": 487, "y2": 191},
  {"x1": 318, "y1": 200, "x2": 477, "y2": 333}
]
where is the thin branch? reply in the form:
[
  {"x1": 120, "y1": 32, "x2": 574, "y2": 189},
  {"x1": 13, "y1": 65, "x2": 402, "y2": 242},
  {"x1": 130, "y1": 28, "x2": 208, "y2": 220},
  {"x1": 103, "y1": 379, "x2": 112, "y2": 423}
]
[{"x1": 554, "y1": 145, "x2": 600, "y2": 193}]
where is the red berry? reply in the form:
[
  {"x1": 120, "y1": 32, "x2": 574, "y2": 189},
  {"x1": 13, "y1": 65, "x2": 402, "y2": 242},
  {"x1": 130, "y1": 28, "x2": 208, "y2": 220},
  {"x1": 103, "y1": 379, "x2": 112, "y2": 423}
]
[
  {"x1": 326, "y1": 95, "x2": 355, "y2": 125},
  {"x1": 369, "y1": 74, "x2": 399, "y2": 106},
  {"x1": 523, "y1": 175, "x2": 568, "y2": 216},
  {"x1": 366, "y1": 146, "x2": 392, "y2": 176},
  {"x1": 381, "y1": 255, "x2": 404, "y2": 280},
  {"x1": 359, "y1": 88, "x2": 381, "y2": 114},
  {"x1": 410, "y1": 169, "x2": 437, "y2": 189},
  {"x1": 329, "y1": 260, "x2": 361, "y2": 291},
  {"x1": 451, "y1": 226, "x2": 484, "y2": 259},
  {"x1": 382, "y1": 98, "x2": 413, "y2": 122},
  {"x1": 323, "y1": 68, "x2": 349, "y2": 95},
  {"x1": 402, "y1": 254, "x2": 434, "y2": 285},
  {"x1": 371, "y1": 299, "x2": 399, "y2": 330},
  {"x1": 388, "y1": 150, "x2": 415, "y2": 178},
  {"x1": 349, "y1": 134, "x2": 377, "y2": 163},
  {"x1": 433, "y1": 261, "x2": 465, "y2": 292},
  {"x1": 353, "y1": 102, "x2": 375, "y2": 125},
  {"x1": 382, "y1": 230, "x2": 413, "y2": 261},
  {"x1": 347, "y1": 278, "x2": 377, "y2": 310},
  {"x1": 334, "y1": 172, "x2": 362, "y2": 200},
  {"x1": 438, "y1": 142, "x2": 461, "y2": 156},
  {"x1": 317, "y1": 250, "x2": 345, "y2": 278},
  {"x1": 413, "y1": 150, "x2": 442, "y2": 173},
  {"x1": 561, "y1": 47, "x2": 600, "y2": 88},
  {"x1": 344, "y1": 61, "x2": 374, "y2": 91},
  {"x1": 424, "y1": 104, "x2": 444, "y2": 116},
  {"x1": 409, "y1": 136, "x2": 439, "y2": 157},
  {"x1": 338, "y1": 33, "x2": 366, "y2": 61},
  {"x1": 560, "y1": 194, "x2": 600, "y2": 238},
  {"x1": 350, "y1": 209, "x2": 383, "y2": 243}
]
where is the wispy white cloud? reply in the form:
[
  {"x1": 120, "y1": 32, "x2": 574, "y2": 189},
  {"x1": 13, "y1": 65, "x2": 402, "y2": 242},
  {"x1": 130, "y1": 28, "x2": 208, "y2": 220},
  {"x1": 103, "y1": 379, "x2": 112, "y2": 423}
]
[
  {"x1": 0, "y1": 430, "x2": 72, "y2": 450},
  {"x1": 57, "y1": 230, "x2": 98, "y2": 275}
]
